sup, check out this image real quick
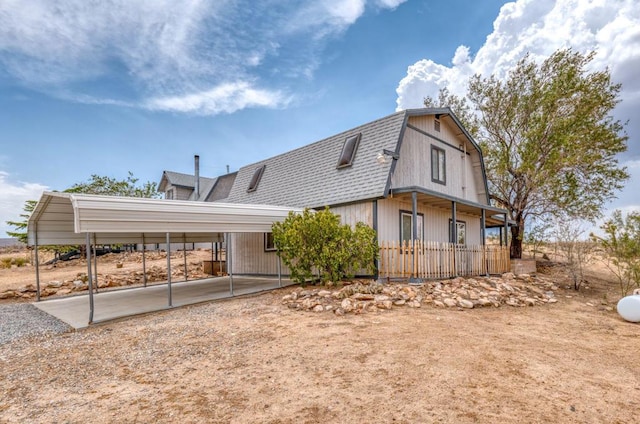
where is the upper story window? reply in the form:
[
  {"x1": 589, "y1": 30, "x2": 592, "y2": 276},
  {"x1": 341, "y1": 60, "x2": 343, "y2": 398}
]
[
  {"x1": 247, "y1": 165, "x2": 266, "y2": 192},
  {"x1": 434, "y1": 115, "x2": 441, "y2": 132},
  {"x1": 165, "y1": 188, "x2": 174, "y2": 200},
  {"x1": 337, "y1": 133, "x2": 361, "y2": 168},
  {"x1": 431, "y1": 145, "x2": 446, "y2": 185}
]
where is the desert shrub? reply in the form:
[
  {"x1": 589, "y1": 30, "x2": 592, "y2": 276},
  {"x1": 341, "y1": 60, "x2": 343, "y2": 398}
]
[
  {"x1": 0, "y1": 258, "x2": 12, "y2": 269},
  {"x1": 272, "y1": 208, "x2": 378, "y2": 284},
  {"x1": 553, "y1": 221, "x2": 594, "y2": 290},
  {"x1": 13, "y1": 257, "x2": 29, "y2": 267},
  {"x1": 591, "y1": 210, "x2": 640, "y2": 297}
]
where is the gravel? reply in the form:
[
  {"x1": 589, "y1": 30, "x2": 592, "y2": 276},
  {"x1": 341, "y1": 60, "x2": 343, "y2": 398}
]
[{"x1": 0, "y1": 304, "x2": 72, "y2": 345}]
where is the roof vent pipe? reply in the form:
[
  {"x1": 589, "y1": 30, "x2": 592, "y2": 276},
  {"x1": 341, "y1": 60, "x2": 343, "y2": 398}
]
[{"x1": 194, "y1": 155, "x2": 200, "y2": 200}]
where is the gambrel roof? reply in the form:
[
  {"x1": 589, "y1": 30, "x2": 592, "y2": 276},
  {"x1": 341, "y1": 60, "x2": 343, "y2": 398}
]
[{"x1": 224, "y1": 108, "x2": 490, "y2": 208}]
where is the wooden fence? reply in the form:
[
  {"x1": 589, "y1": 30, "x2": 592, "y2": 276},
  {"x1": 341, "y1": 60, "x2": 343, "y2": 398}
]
[{"x1": 378, "y1": 240, "x2": 510, "y2": 279}]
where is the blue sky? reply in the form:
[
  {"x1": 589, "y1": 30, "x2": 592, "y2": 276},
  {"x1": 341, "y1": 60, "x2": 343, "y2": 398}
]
[{"x1": 0, "y1": 0, "x2": 638, "y2": 236}]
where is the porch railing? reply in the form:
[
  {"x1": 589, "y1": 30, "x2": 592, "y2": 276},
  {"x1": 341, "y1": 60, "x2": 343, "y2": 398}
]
[{"x1": 378, "y1": 240, "x2": 511, "y2": 279}]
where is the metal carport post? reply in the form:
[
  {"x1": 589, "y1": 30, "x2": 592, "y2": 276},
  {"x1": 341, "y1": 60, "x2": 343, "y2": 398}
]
[{"x1": 86, "y1": 232, "x2": 95, "y2": 324}]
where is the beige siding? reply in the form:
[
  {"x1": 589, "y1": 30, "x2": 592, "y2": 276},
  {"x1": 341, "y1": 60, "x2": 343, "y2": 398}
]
[
  {"x1": 377, "y1": 198, "x2": 481, "y2": 245},
  {"x1": 391, "y1": 115, "x2": 486, "y2": 204},
  {"x1": 174, "y1": 186, "x2": 193, "y2": 201},
  {"x1": 230, "y1": 233, "x2": 290, "y2": 275},
  {"x1": 330, "y1": 202, "x2": 373, "y2": 227}
]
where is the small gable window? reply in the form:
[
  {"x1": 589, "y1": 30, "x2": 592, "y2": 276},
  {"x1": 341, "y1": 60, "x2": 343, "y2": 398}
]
[
  {"x1": 431, "y1": 145, "x2": 446, "y2": 185},
  {"x1": 337, "y1": 133, "x2": 361, "y2": 168},
  {"x1": 434, "y1": 115, "x2": 441, "y2": 132},
  {"x1": 247, "y1": 165, "x2": 266, "y2": 193}
]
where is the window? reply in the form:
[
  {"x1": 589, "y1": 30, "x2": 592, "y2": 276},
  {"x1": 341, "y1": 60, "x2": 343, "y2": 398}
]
[
  {"x1": 449, "y1": 220, "x2": 467, "y2": 245},
  {"x1": 337, "y1": 133, "x2": 361, "y2": 168},
  {"x1": 165, "y1": 189, "x2": 174, "y2": 200},
  {"x1": 264, "y1": 233, "x2": 276, "y2": 251},
  {"x1": 400, "y1": 211, "x2": 424, "y2": 243},
  {"x1": 247, "y1": 165, "x2": 266, "y2": 192},
  {"x1": 431, "y1": 145, "x2": 446, "y2": 185},
  {"x1": 434, "y1": 116, "x2": 441, "y2": 132}
]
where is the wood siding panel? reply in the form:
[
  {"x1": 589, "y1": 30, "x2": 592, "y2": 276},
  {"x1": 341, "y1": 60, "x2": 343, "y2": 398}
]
[
  {"x1": 391, "y1": 115, "x2": 485, "y2": 204},
  {"x1": 174, "y1": 187, "x2": 193, "y2": 201},
  {"x1": 330, "y1": 203, "x2": 373, "y2": 227},
  {"x1": 230, "y1": 233, "x2": 290, "y2": 275},
  {"x1": 377, "y1": 198, "x2": 481, "y2": 245}
]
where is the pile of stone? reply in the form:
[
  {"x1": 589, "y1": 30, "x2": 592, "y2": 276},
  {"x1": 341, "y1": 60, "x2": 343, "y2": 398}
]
[
  {"x1": 281, "y1": 273, "x2": 559, "y2": 315},
  {"x1": 0, "y1": 262, "x2": 210, "y2": 300}
]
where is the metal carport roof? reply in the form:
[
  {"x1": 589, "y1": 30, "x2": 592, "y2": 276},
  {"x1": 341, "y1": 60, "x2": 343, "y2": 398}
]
[
  {"x1": 26, "y1": 191, "x2": 304, "y2": 325},
  {"x1": 27, "y1": 191, "x2": 303, "y2": 246}
]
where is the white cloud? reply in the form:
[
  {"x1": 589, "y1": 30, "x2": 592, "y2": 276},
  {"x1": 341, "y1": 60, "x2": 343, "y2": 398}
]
[
  {"x1": 0, "y1": 172, "x2": 48, "y2": 238},
  {"x1": 146, "y1": 81, "x2": 290, "y2": 115},
  {"x1": 396, "y1": 0, "x2": 640, "y2": 152},
  {"x1": 0, "y1": 0, "x2": 403, "y2": 116}
]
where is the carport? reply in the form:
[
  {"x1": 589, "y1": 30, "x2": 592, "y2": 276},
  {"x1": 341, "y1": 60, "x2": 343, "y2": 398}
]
[{"x1": 27, "y1": 192, "x2": 302, "y2": 326}]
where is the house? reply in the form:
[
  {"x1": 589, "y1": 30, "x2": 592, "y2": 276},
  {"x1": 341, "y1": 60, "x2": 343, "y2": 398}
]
[{"x1": 160, "y1": 108, "x2": 510, "y2": 279}]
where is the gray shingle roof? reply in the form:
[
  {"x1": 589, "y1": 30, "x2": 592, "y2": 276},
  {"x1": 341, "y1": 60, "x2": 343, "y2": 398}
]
[
  {"x1": 158, "y1": 170, "x2": 217, "y2": 201},
  {"x1": 224, "y1": 110, "x2": 408, "y2": 208}
]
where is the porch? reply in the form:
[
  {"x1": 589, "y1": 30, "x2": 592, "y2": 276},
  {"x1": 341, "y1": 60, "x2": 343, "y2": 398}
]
[
  {"x1": 375, "y1": 188, "x2": 512, "y2": 279},
  {"x1": 379, "y1": 240, "x2": 510, "y2": 279}
]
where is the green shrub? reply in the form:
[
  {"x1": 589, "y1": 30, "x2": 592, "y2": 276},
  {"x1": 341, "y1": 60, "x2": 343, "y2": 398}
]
[{"x1": 272, "y1": 208, "x2": 378, "y2": 284}]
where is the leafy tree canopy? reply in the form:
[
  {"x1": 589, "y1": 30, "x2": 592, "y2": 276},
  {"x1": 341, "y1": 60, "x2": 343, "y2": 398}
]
[
  {"x1": 426, "y1": 49, "x2": 629, "y2": 258},
  {"x1": 65, "y1": 171, "x2": 160, "y2": 198}
]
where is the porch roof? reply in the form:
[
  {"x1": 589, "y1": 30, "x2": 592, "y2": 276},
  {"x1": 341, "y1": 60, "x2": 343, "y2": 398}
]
[{"x1": 389, "y1": 187, "x2": 510, "y2": 227}]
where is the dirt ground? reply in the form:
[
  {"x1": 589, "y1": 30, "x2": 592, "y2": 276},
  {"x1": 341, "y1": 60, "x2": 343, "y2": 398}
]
[{"x1": 0, "y1": 248, "x2": 639, "y2": 423}]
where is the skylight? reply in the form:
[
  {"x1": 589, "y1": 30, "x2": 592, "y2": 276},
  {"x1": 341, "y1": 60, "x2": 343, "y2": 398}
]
[
  {"x1": 247, "y1": 165, "x2": 265, "y2": 192},
  {"x1": 337, "y1": 133, "x2": 361, "y2": 168}
]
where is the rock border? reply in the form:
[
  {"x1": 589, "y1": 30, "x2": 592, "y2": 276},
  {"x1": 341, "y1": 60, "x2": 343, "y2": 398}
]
[{"x1": 282, "y1": 273, "x2": 559, "y2": 315}]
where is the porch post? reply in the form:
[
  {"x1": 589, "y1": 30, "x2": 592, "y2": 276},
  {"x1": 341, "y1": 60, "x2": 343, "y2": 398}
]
[
  {"x1": 142, "y1": 234, "x2": 147, "y2": 287},
  {"x1": 503, "y1": 212, "x2": 509, "y2": 248},
  {"x1": 86, "y1": 232, "x2": 94, "y2": 324},
  {"x1": 166, "y1": 233, "x2": 172, "y2": 307},
  {"x1": 481, "y1": 208, "x2": 488, "y2": 276},
  {"x1": 410, "y1": 192, "x2": 419, "y2": 283},
  {"x1": 451, "y1": 201, "x2": 457, "y2": 277},
  {"x1": 372, "y1": 199, "x2": 379, "y2": 280},
  {"x1": 480, "y1": 209, "x2": 486, "y2": 246},
  {"x1": 34, "y1": 224, "x2": 41, "y2": 302}
]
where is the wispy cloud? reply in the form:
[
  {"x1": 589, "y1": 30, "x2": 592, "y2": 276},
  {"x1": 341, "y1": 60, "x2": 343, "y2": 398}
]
[
  {"x1": 0, "y1": 0, "x2": 406, "y2": 115},
  {"x1": 146, "y1": 81, "x2": 290, "y2": 115}
]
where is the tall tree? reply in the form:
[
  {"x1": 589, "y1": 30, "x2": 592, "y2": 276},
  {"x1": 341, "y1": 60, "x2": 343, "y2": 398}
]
[
  {"x1": 6, "y1": 172, "x2": 160, "y2": 241},
  {"x1": 65, "y1": 171, "x2": 160, "y2": 198},
  {"x1": 467, "y1": 49, "x2": 628, "y2": 258},
  {"x1": 5, "y1": 200, "x2": 37, "y2": 244}
]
